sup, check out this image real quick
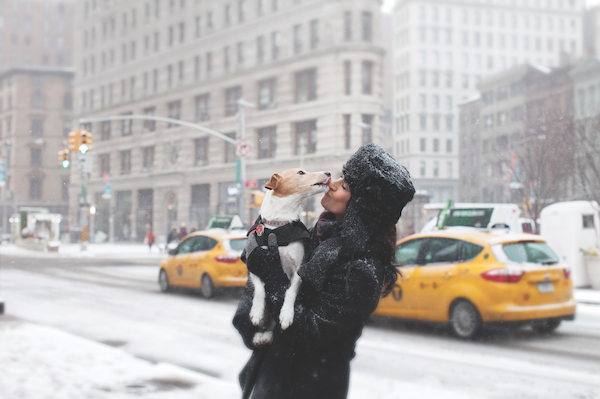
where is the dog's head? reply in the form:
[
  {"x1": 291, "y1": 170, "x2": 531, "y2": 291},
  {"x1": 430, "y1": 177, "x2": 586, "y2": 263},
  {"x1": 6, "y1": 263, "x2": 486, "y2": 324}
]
[{"x1": 264, "y1": 169, "x2": 331, "y2": 199}]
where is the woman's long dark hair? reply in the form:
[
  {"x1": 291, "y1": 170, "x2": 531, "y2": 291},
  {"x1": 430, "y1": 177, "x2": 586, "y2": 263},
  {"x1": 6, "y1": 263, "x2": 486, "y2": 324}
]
[{"x1": 365, "y1": 224, "x2": 398, "y2": 297}]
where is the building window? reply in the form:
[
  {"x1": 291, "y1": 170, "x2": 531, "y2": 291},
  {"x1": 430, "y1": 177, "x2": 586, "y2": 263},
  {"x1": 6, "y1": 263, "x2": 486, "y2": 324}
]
[
  {"x1": 310, "y1": 19, "x2": 319, "y2": 49},
  {"x1": 257, "y1": 126, "x2": 277, "y2": 158},
  {"x1": 224, "y1": 46, "x2": 230, "y2": 72},
  {"x1": 343, "y1": 114, "x2": 351, "y2": 149},
  {"x1": 143, "y1": 107, "x2": 156, "y2": 132},
  {"x1": 206, "y1": 51, "x2": 212, "y2": 77},
  {"x1": 237, "y1": 42, "x2": 244, "y2": 66},
  {"x1": 446, "y1": 139, "x2": 452, "y2": 153},
  {"x1": 120, "y1": 150, "x2": 131, "y2": 174},
  {"x1": 433, "y1": 138, "x2": 439, "y2": 152},
  {"x1": 122, "y1": 112, "x2": 132, "y2": 136},
  {"x1": 63, "y1": 120, "x2": 72, "y2": 137},
  {"x1": 344, "y1": 11, "x2": 352, "y2": 41},
  {"x1": 344, "y1": 61, "x2": 352, "y2": 95},
  {"x1": 293, "y1": 24, "x2": 302, "y2": 54},
  {"x1": 225, "y1": 86, "x2": 242, "y2": 116},
  {"x1": 257, "y1": 35, "x2": 265, "y2": 64},
  {"x1": 195, "y1": 137, "x2": 209, "y2": 166},
  {"x1": 361, "y1": 114, "x2": 372, "y2": 144},
  {"x1": 61, "y1": 179, "x2": 69, "y2": 201},
  {"x1": 295, "y1": 68, "x2": 317, "y2": 103},
  {"x1": 224, "y1": 132, "x2": 236, "y2": 163},
  {"x1": 362, "y1": 61, "x2": 373, "y2": 95},
  {"x1": 142, "y1": 146, "x2": 155, "y2": 169},
  {"x1": 167, "y1": 100, "x2": 182, "y2": 127},
  {"x1": 420, "y1": 138, "x2": 426, "y2": 152},
  {"x1": 294, "y1": 119, "x2": 317, "y2": 154},
  {"x1": 195, "y1": 94, "x2": 210, "y2": 122},
  {"x1": 30, "y1": 148, "x2": 42, "y2": 167},
  {"x1": 30, "y1": 179, "x2": 42, "y2": 200},
  {"x1": 63, "y1": 93, "x2": 72, "y2": 109},
  {"x1": 31, "y1": 119, "x2": 43, "y2": 136},
  {"x1": 258, "y1": 78, "x2": 277, "y2": 110},
  {"x1": 420, "y1": 161, "x2": 426, "y2": 177},
  {"x1": 32, "y1": 91, "x2": 44, "y2": 108},
  {"x1": 179, "y1": 22, "x2": 185, "y2": 43},
  {"x1": 433, "y1": 161, "x2": 439, "y2": 177},
  {"x1": 271, "y1": 31, "x2": 280, "y2": 60},
  {"x1": 361, "y1": 11, "x2": 372, "y2": 42},
  {"x1": 194, "y1": 55, "x2": 201, "y2": 80},
  {"x1": 101, "y1": 121, "x2": 111, "y2": 140}
]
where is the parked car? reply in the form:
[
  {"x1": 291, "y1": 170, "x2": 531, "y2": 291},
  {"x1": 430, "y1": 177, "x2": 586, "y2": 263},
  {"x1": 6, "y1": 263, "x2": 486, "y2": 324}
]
[
  {"x1": 374, "y1": 230, "x2": 576, "y2": 339},
  {"x1": 158, "y1": 230, "x2": 247, "y2": 298}
]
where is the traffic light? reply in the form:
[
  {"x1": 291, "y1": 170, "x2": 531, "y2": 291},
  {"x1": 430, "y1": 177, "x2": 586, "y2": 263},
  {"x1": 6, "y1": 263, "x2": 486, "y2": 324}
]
[
  {"x1": 79, "y1": 131, "x2": 93, "y2": 154},
  {"x1": 58, "y1": 149, "x2": 70, "y2": 169},
  {"x1": 68, "y1": 130, "x2": 79, "y2": 152}
]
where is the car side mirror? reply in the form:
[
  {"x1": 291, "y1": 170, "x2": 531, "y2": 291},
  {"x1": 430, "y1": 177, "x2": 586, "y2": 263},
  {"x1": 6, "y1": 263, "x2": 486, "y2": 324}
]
[{"x1": 168, "y1": 249, "x2": 177, "y2": 256}]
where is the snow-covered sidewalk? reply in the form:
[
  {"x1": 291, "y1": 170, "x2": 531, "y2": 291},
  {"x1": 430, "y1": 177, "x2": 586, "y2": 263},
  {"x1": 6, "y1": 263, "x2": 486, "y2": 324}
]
[
  {"x1": 574, "y1": 288, "x2": 600, "y2": 305},
  {"x1": 0, "y1": 316, "x2": 239, "y2": 399},
  {"x1": 0, "y1": 242, "x2": 167, "y2": 262}
]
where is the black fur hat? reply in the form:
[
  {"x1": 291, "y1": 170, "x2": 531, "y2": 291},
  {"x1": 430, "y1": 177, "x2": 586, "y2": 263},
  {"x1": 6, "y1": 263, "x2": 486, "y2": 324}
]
[{"x1": 341, "y1": 143, "x2": 415, "y2": 255}]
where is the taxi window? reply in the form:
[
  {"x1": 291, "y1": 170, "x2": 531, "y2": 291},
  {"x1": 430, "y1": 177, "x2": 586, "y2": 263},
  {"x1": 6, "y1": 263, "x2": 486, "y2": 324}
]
[
  {"x1": 192, "y1": 236, "x2": 218, "y2": 251},
  {"x1": 176, "y1": 237, "x2": 196, "y2": 255},
  {"x1": 395, "y1": 239, "x2": 424, "y2": 266},
  {"x1": 459, "y1": 241, "x2": 484, "y2": 262},
  {"x1": 501, "y1": 241, "x2": 559, "y2": 264},
  {"x1": 228, "y1": 238, "x2": 247, "y2": 252},
  {"x1": 423, "y1": 238, "x2": 459, "y2": 265}
]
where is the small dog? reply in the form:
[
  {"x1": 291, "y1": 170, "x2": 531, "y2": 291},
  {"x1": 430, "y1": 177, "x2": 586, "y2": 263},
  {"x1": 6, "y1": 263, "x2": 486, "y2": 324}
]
[{"x1": 246, "y1": 168, "x2": 330, "y2": 346}]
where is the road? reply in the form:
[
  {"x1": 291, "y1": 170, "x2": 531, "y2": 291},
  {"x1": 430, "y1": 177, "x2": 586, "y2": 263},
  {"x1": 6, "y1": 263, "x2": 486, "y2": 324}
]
[{"x1": 2, "y1": 255, "x2": 600, "y2": 398}]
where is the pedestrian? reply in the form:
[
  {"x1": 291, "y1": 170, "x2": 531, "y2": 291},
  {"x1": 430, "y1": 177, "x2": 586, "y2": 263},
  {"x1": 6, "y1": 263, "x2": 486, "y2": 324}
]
[
  {"x1": 167, "y1": 226, "x2": 178, "y2": 244},
  {"x1": 233, "y1": 143, "x2": 415, "y2": 399},
  {"x1": 179, "y1": 223, "x2": 188, "y2": 240},
  {"x1": 146, "y1": 228, "x2": 155, "y2": 253}
]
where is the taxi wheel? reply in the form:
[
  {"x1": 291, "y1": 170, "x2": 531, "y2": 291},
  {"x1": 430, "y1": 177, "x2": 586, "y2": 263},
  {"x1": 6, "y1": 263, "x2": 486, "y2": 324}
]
[
  {"x1": 531, "y1": 319, "x2": 561, "y2": 334},
  {"x1": 201, "y1": 274, "x2": 215, "y2": 299},
  {"x1": 159, "y1": 270, "x2": 171, "y2": 292},
  {"x1": 450, "y1": 300, "x2": 482, "y2": 339}
]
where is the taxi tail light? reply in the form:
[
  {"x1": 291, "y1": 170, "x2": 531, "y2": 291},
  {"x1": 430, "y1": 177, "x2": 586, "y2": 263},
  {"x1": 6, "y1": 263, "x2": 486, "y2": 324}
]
[
  {"x1": 481, "y1": 268, "x2": 524, "y2": 283},
  {"x1": 563, "y1": 268, "x2": 571, "y2": 279},
  {"x1": 216, "y1": 254, "x2": 239, "y2": 263}
]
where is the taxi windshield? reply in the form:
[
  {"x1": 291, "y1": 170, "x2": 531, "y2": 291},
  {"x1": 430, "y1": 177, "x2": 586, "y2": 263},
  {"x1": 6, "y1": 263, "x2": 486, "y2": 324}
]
[{"x1": 501, "y1": 241, "x2": 560, "y2": 265}]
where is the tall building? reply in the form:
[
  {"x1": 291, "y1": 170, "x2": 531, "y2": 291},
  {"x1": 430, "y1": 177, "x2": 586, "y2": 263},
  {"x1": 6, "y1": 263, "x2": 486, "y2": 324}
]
[
  {"x1": 0, "y1": 0, "x2": 74, "y2": 72},
  {"x1": 0, "y1": 67, "x2": 74, "y2": 232},
  {"x1": 391, "y1": 0, "x2": 584, "y2": 204},
  {"x1": 72, "y1": 0, "x2": 386, "y2": 241},
  {"x1": 459, "y1": 63, "x2": 575, "y2": 212}
]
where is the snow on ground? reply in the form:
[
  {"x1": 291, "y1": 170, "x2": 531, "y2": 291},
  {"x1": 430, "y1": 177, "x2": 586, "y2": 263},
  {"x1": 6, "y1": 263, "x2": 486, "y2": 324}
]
[
  {"x1": 0, "y1": 242, "x2": 166, "y2": 261},
  {"x1": 0, "y1": 317, "x2": 238, "y2": 399}
]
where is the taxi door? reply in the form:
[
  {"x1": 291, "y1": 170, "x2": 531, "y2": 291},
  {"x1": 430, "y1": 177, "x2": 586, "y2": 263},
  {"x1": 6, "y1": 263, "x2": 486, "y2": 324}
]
[
  {"x1": 168, "y1": 237, "x2": 197, "y2": 287},
  {"x1": 376, "y1": 238, "x2": 426, "y2": 319},
  {"x1": 414, "y1": 237, "x2": 460, "y2": 321},
  {"x1": 185, "y1": 236, "x2": 218, "y2": 287}
]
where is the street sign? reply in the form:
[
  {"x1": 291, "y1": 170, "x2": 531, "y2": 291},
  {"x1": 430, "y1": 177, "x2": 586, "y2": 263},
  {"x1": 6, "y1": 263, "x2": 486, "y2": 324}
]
[
  {"x1": 235, "y1": 139, "x2": 251, "y2": 157},
  {"x1": 245, "y1": 179, "x2": 258, "y2": 188},
  {"x1": 78, "y1": 153, "x2": 94, "y2": 173}
]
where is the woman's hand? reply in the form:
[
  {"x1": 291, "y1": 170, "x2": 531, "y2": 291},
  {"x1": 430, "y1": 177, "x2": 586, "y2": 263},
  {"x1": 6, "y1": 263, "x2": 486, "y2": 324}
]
[{"x1": 246, "y1": 233, "x2": 287, "y2": 284}]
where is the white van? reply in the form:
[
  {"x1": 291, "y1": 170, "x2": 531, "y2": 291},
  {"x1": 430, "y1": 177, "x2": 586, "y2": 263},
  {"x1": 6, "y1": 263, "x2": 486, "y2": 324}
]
[{"x1": 421, "y1": 203, "x2": 530, "y2": 233}]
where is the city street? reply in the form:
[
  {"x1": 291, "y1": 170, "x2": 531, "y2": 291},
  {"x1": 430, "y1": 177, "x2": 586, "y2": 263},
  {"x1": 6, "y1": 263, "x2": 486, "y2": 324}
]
[{"x1": 1, "y1": 250, "x2": 600, "y2": 399}]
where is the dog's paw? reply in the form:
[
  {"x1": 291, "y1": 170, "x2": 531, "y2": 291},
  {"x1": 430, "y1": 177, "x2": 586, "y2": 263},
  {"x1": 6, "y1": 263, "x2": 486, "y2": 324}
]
[
  {"x1": 249, "y1": 308, "x2": 264, "y2": 326},
  {"x1": 252, "y1": 331, "x2": 273, "y2": 346},
  {"x1": 279, "y1": 307, "x2": 295, "y2": 330}
]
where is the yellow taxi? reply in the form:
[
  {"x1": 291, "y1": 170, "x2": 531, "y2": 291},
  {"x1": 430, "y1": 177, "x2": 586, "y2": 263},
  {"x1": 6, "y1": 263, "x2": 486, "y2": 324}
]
[
  {"x1": 158, "y1": 229, "x2": 247, "y2": 298},
  {"x1": 374, "y1": 230, "x2": 576, "y2": 338}
]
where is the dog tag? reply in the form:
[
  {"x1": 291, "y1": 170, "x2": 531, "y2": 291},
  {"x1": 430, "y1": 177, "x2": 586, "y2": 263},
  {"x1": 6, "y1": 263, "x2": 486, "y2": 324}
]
[{"x1": 255, "y1": 224, "x2": 264, "y2": 236}]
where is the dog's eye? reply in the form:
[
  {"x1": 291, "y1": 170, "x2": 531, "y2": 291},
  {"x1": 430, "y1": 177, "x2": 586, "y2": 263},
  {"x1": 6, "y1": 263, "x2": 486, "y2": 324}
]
[{"x1": 297, "y1": 170, "x2": 305, "y2": 175}]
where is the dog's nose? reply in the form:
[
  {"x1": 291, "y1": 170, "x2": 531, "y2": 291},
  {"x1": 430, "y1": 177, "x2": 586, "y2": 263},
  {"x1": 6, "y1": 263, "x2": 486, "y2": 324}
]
[{"x1": 324, "y1": 172, "x2": 331, "y2": 177}]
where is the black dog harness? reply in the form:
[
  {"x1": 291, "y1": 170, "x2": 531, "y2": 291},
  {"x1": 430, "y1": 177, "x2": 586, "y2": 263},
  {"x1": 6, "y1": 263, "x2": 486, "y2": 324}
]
[{"x1": 248, "y1": 216, "x2": 310, "y2": 247}]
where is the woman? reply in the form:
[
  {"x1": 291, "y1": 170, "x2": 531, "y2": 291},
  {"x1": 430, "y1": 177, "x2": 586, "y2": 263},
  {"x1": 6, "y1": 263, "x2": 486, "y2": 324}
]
[{"x1": 233, "y1": 143, "x2": 415, "y2": 399}]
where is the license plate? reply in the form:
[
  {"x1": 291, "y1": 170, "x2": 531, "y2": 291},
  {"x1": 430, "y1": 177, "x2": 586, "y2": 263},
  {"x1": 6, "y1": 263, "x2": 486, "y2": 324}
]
[{"x1": 537, "y1": 282, "x2": 554, "y2": 293}]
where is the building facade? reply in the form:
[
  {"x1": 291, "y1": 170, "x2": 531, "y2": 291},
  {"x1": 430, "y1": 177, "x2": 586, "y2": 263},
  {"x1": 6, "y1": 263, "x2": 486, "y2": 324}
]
[
  {"x1": 0, "y1": 0, "x2": 74, "y2": 72},
  {"x1": 391, "y1": 0, "x2": 584, "y2": 204},
  {"x1": 459, "y1": 63, "x2": 575, "y2": 212},
  {"x1": 72, "y1": 0, "x2": 386, "y2": 241},
  {"x1": 0, "y1": 67, "x2": 74, "y2": 232}
]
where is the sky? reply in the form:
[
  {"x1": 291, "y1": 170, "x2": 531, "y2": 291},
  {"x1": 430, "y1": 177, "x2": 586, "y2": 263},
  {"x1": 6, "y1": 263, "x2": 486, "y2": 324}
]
[{"x1": 381, "y1": 0, "x2": 600, "y2": 13}]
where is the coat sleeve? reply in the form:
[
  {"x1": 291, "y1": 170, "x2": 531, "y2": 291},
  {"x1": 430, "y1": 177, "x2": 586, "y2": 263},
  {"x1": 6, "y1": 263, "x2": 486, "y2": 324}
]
[
  {"x1": 232, "y1": 278, "x2": 261, "y2": 350},
  {"x1": 289, "y1": 258, "x2": 383, "y2": 354}
]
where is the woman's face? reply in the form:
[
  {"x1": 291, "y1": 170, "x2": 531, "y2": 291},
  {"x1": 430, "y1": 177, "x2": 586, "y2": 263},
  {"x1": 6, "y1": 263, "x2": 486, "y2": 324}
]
[{"x1": 321, "y1": 176, "x2": 351, "y2": 219}]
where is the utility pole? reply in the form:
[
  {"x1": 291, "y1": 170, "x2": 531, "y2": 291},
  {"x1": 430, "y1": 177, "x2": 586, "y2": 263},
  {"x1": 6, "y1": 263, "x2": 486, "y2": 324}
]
[{"x1": 237, "y1": 99, "x2": 255, "y2": 227}]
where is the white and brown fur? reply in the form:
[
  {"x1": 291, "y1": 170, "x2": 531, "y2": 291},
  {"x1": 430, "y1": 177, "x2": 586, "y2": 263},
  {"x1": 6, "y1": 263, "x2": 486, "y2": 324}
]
[{"x1": 249, "y1": 169, "x2": 330, "y2": 346}]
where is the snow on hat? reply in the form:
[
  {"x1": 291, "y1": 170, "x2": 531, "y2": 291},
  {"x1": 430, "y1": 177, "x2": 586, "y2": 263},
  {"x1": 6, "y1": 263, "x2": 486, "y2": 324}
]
[{"x1": 341, "y1": 143, "x2": 415, "y2": 255}]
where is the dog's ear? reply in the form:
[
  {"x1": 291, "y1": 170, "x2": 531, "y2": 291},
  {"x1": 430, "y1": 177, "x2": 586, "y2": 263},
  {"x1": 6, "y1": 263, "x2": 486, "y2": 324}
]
[{"x1": 264, "y1": 173, "x2": 282, "y2": 190}]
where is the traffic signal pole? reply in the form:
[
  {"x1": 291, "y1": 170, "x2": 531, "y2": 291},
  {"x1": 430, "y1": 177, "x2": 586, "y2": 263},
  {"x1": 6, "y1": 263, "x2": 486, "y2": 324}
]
[{"x1": 79, "y1": 111, "x2": 253, "y2": 227}]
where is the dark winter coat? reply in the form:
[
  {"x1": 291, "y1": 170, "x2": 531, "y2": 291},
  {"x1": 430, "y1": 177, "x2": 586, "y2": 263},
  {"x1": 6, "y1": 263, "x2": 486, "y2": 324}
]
[{"x1": 233, "y1": 228, "x2": 385, "y2": 399}]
